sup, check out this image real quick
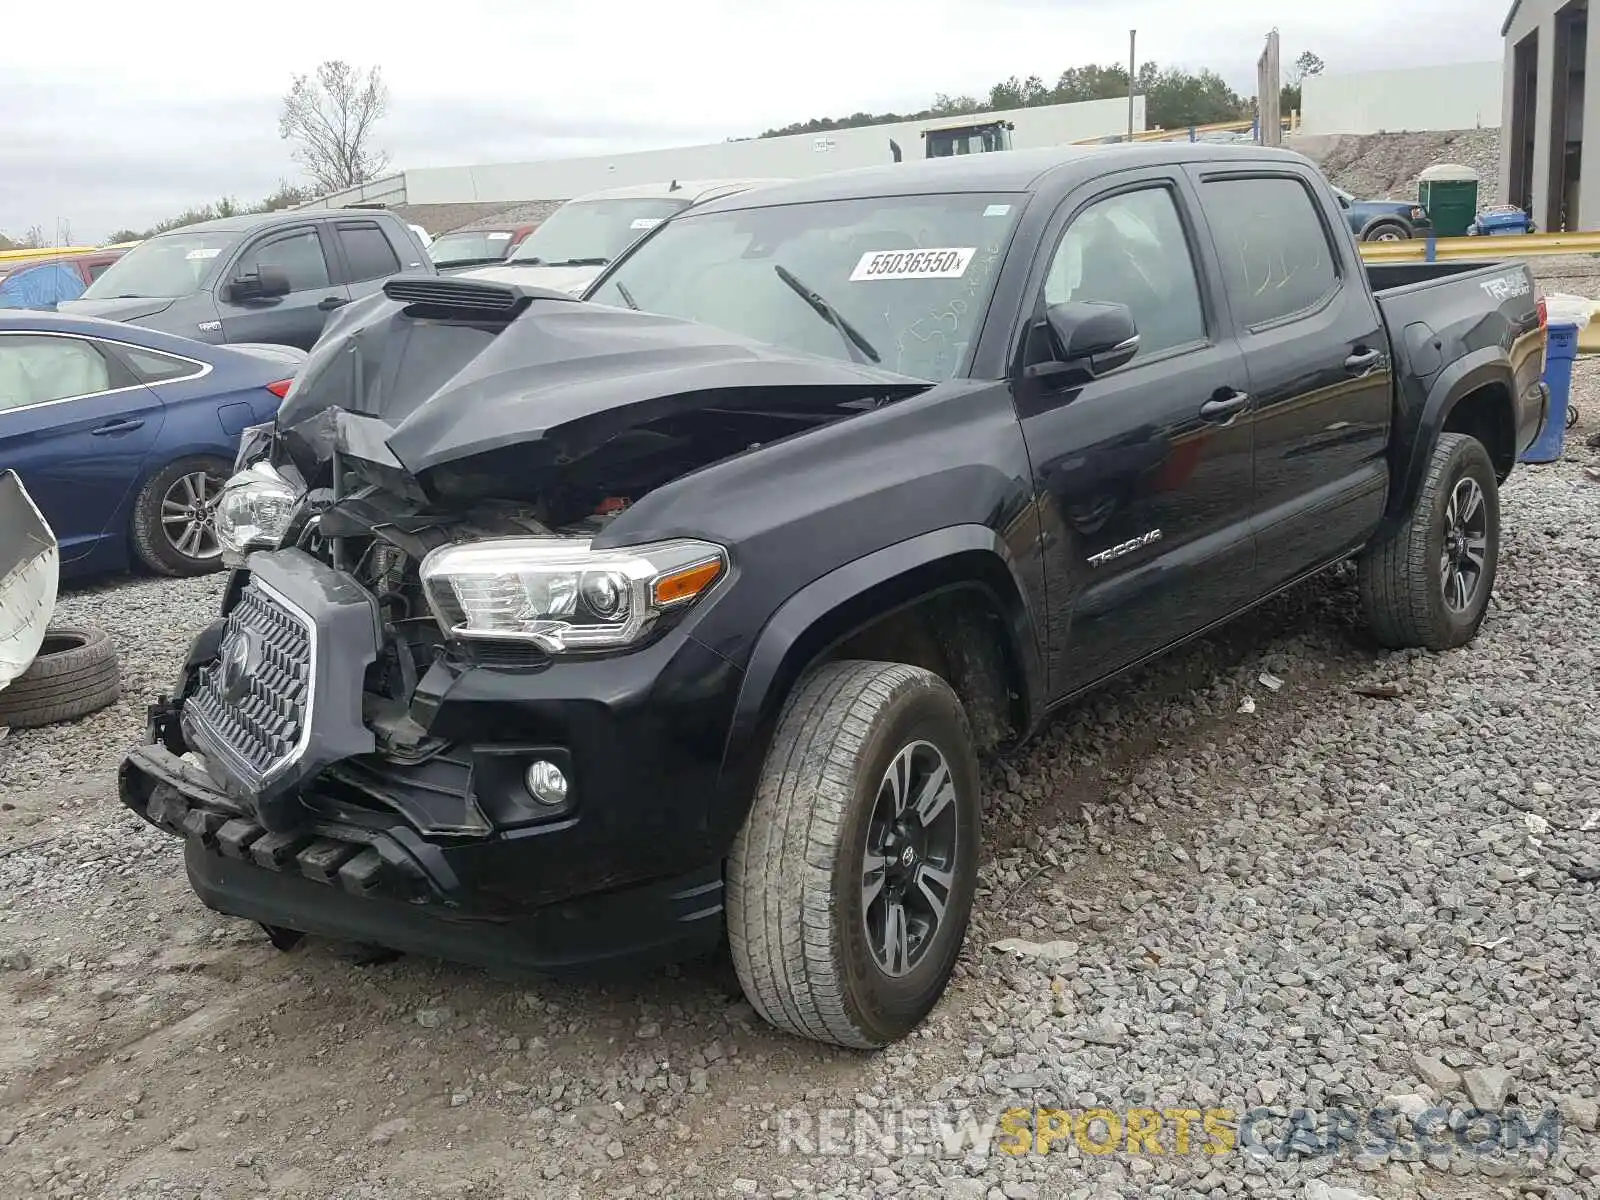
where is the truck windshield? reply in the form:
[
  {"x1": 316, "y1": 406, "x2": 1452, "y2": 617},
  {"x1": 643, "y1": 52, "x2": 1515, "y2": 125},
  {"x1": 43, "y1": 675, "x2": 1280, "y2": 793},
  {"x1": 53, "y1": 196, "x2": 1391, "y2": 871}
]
[
  {"x1": 429, "y1": 231, "x2": 516, "y2": 265},
  {"x1": 80, "y1": 231, "x2": 237, "y2": 299},
  {"x1": 504, "y1": 199, "x2": 690, "y2": 266},
  {"x1": 588, "y1": 193, "x2": 1025, "y2": 381},
  {"x1": 925, "y1": 126, "x2": 1010, "y2": 157}
]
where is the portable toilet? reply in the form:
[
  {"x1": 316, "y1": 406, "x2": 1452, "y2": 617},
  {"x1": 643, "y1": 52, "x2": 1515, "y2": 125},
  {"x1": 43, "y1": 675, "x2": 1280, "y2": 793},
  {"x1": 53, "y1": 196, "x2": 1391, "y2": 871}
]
[{"x1": 1418, "y1": 164, "x2": 1480, "y2": 238}]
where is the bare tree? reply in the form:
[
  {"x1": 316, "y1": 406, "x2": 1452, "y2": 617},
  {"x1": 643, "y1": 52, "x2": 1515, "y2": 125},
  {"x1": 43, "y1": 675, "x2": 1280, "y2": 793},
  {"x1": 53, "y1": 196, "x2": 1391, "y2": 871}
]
[
  {"x1": 1289, "y1": 51, "x2": 1326, "y2": 86},
  {"x1": 278, "y1": 61, "x2": 391, "y2": 195}
]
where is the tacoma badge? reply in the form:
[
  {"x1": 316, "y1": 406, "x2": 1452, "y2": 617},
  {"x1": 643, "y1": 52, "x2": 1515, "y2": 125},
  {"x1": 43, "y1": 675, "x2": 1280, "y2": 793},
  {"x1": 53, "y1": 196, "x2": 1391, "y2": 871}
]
[{"x1": 1087, "y1": 529, "x2": 1163, "y2": 567}]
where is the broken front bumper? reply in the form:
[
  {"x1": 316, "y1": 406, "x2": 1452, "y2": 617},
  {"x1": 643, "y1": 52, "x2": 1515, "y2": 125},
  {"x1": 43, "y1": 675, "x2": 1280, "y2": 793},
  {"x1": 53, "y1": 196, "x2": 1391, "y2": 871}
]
[
  {"x1": 118, "y1": 546, "x2": 745, "y2": 973},
  {"x1": 121, "y1": 740, "x2": 723, "y2": 972}
]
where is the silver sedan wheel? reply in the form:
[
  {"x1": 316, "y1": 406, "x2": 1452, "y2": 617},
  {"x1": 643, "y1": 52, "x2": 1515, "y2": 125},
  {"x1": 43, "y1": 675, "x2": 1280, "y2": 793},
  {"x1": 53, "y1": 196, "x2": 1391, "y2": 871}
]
[{"x1": 160, "y1": 470, "x2": 223, "y2": 562}]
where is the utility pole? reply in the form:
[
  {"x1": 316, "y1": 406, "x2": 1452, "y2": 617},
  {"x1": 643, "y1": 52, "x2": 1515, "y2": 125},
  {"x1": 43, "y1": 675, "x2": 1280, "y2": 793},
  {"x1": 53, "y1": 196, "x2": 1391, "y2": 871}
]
[
  {"x1": 1257, "y1": 29, "x2": 1282, "y2": 147},
  {"x1": 1128, "y1": 30, "x2": 1137, "y2": 141}
]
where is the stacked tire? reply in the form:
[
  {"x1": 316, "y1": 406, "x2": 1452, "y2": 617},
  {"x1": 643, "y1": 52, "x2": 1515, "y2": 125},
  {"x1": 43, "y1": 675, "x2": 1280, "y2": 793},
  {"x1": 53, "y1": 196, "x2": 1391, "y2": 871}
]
[{"x1": 0, "y1": 626, "x2": 120, "y2": 730}]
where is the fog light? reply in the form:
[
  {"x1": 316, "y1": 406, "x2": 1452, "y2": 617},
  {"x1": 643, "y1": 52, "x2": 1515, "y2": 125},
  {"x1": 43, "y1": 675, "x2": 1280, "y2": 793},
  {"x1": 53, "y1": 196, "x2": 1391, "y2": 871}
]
[{"x1": 525, "y1": 759, "x2": 569, "y2": 806}]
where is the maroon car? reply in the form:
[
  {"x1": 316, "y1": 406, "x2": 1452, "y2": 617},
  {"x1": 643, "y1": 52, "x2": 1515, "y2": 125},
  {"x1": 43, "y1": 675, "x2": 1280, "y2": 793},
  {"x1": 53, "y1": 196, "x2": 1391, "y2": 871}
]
[
  {"x1": 427, "y1": 225, "x2": 538, "y2": 269},
  {"x1": 0, "y1": 250, "x2": 127, "y2": 309}
]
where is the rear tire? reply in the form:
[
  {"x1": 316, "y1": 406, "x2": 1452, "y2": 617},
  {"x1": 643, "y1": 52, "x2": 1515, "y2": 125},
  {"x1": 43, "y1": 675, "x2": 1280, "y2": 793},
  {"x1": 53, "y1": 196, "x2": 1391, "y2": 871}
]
[
  {"x1": 1358, "y1": 432, "x2": 1500, "y2": 650},
  {"x1": 726, "y1": 661, "x2": 980, "y2": 1048},
  {"x1": 0, "y1": 625, "x2": 120, "y2": 729},
  {"x1": 131, "y1": 456, "x2": 230, "y2": 577}
]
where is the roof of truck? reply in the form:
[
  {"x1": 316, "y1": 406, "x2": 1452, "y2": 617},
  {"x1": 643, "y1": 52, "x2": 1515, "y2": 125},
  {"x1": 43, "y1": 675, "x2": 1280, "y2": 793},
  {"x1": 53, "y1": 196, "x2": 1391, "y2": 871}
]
[
  {"x1": 143, "y1": 208, "x2": 404, "y2": 237},
  {"x1": 690, "y1": 143, "x2": 1314, "y2": 212}
]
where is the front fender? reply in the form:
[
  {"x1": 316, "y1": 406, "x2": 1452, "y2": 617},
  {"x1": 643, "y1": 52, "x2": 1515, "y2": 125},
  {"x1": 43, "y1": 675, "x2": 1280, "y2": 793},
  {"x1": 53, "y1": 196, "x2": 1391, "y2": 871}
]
[
  {"x1": 711, "y1": 524, "x2": 1045, "y2": 821},
  {"x1": 1380, "y1": 346, "x2": 1514, "y2": 537}
]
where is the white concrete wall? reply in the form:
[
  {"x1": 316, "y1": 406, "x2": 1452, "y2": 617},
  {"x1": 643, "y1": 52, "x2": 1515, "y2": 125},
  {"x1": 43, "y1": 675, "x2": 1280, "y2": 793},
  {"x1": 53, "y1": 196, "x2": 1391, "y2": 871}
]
[
  {"x1": 1299, "y1": 63, "x2": 1502, "y2": 135},
  {"x1": 320, "y1": 96, "x2": 1144, "y2": 208}
]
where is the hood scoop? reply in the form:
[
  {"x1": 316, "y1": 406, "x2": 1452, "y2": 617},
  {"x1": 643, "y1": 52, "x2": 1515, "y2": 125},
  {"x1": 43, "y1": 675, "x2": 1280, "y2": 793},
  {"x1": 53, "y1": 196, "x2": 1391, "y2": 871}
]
[{"x1": 381, "y1": 275, "x2": 577, "y2": 320}]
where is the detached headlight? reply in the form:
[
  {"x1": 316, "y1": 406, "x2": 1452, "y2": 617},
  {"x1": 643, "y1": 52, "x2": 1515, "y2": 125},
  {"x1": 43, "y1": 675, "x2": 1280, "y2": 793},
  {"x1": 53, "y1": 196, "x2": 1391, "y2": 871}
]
[
  {"x1": 420, "y1": 537, "x2": 726, "y2": 652},
  {"x1": 215, "y1": 462, "x2": 303, "y2": 558}
]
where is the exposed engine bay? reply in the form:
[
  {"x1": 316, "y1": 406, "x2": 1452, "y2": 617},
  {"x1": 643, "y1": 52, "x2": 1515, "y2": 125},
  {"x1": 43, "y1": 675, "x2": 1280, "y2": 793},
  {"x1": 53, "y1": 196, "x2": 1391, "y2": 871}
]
[{"x1": 197, "y1": 278, "x2": 932, "y2": 831}]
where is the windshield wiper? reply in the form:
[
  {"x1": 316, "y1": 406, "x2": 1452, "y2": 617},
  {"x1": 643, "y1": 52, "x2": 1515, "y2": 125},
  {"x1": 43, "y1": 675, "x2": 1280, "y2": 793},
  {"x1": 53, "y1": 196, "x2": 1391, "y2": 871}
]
[
  {"x1": 545, "y1": 257, "x2": 610, "y2": 268},
  {"x1": 614, "y1": 281, "x2": 640, "y2": 310},
  {"x1": 504, "y1": 256, "x2": 545, "y2": 266},
  {"x1": 772, "y1": 264, "x2": 881, "y2": 365}
]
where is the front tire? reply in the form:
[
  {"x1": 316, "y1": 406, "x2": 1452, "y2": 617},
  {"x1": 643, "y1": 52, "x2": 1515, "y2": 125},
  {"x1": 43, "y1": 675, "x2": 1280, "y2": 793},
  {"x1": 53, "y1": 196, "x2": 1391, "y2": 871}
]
[
  {"x1": 1363, "y1": 221, "x2": 1410, "y2": 242},
  {"x1": 131, "y1": 456, "x2": 230, "y2": 577},
  {"x1": 1358, "y1": 432, "x2": 1500, "y2": 650},
  {"x1": 726, "y1": 661, "x2": 981, "y2": 1048}
]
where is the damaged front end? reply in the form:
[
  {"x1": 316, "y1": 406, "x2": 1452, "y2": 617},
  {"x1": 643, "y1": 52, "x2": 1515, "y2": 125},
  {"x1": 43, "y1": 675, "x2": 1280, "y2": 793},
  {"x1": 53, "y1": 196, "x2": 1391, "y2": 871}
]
[
  {"x1": 0, "y1": 470, "x2": 59, "y2": 693},
  {"x1": 119, "y1": 276, "x2": 927, "y2": 970}
]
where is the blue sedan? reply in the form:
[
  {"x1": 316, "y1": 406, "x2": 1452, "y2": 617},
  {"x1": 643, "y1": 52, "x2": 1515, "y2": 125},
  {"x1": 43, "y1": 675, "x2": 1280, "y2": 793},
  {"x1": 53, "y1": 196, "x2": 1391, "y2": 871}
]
[{"x1": 0, "y1": 311, "x2": 304, "y2": 579}]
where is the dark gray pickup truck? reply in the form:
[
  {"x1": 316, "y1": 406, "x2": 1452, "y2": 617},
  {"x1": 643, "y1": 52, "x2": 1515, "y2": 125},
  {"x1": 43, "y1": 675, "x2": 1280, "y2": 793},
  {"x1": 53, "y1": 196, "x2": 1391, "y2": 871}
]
[
  {"x1": 60, "y1": 209, "x2": 432, "y2": 351},
  {"x1": 120, "y1": 144, "x2": 1547, "y2": 1048}
]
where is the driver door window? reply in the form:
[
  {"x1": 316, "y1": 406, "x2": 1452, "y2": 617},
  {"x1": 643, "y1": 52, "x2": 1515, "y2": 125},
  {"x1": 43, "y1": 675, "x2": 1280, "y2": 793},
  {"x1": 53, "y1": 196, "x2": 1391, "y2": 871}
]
[
  {"x1": 233, "y1": 229, "x2": 330, "y2": 293},
  {"x1": 1042, "y1": 187, "x2": 1206, "y2": 361}
]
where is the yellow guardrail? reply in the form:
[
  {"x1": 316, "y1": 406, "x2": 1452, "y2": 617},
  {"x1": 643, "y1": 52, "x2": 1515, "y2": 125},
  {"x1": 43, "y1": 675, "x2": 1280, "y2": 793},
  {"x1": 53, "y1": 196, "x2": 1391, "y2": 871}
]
[{"x1": 1358, "y1": 231, "x2": 1600, "y2": 263}]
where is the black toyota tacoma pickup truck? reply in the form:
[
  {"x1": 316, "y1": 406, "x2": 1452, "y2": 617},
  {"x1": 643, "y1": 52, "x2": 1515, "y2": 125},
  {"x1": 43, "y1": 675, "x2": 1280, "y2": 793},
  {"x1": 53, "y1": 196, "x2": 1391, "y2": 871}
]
[{"x1": 120, "y1": 144, "x2": 1548, "y2": 1049}]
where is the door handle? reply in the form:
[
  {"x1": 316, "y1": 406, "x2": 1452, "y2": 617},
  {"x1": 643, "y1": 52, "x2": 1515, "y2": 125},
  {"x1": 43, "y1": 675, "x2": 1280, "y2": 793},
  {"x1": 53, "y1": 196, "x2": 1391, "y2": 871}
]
[
  {"x1": 1199, "y1": 390, "x2": 1250, "y2": 421},
  {"x1": 91, "y1": 418, "x2": 145, "y2": 436},
  {"x1": 1344, "y1": 347, "x2": 1382, "y2": 372},
  {"x1": 317, "y1": 296, "x2": 349, "y2": 312}
]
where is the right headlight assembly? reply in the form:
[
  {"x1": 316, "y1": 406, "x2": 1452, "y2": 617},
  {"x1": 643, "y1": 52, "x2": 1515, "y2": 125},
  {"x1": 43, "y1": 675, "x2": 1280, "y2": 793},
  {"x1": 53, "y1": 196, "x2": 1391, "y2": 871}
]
[
  {"x1": 419, "y1": 537, "x2": 727, "y2": 654},
  {"x1": 215, "y1": 461, "x2": 304, "y2": 560}
]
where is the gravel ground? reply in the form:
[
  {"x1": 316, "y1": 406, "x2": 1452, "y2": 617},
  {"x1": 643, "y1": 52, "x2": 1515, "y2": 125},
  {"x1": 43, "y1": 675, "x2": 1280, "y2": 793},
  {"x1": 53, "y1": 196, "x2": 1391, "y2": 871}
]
[{"x1": 1, "y1": 362, "x2": 1598, "y2": 1200}]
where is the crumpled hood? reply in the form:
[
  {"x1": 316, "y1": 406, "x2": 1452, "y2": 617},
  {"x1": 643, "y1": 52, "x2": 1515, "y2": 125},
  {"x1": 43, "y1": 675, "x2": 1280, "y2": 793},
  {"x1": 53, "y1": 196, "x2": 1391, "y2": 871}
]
[
  {"x1": 452, "y1": 263, "x2": 605, "y2": 295},
  {"x1": 277, "y1": 286, "x2": 930, "y2": 483},
  {"x1": 56, "y1": 296, "x2": 177, "y2": 323}
]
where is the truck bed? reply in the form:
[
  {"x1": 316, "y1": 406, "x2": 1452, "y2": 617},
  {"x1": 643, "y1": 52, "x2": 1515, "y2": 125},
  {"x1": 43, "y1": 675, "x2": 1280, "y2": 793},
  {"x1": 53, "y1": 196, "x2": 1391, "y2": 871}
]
[
  {"x1": 1365, "y1": 259, "x2": 1523, "y2": 297},
  {"x1": 1365, "y1": 256, "x2": 1546, "y2": 494}
]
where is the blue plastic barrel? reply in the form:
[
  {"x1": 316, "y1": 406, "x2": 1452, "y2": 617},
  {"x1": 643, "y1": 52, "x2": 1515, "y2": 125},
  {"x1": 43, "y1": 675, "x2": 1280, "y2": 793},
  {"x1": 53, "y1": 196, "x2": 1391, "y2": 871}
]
[{"x1": 1521, "y1": 323, "x2": 1579, "y2": 463}]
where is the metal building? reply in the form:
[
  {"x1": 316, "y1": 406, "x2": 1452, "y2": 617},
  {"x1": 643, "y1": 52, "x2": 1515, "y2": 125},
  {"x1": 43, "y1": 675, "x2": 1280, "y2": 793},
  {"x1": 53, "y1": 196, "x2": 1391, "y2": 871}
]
[
  {"x1": 1502, "y1": 0, "x2": 1595, "y2": 229},
  {"x1": 309, "y1": 96, "x2": 1144, "y2": 211}
]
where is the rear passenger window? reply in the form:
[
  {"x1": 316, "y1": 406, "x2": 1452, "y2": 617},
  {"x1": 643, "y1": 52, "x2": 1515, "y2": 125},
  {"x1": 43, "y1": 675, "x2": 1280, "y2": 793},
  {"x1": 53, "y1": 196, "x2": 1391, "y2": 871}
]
[
  {"x1": 121, "y1": 346, "x2": 203, "y2": 384},
  {"x1": 1044, "y1": 187, "x2": 1206, "y2": 359},
  {"x1": 1200, "y1": 176, "x2": 1338, "y2": 327},
  {"x1": 337, "y1": 224, "x2": 401, "y2": 283}
]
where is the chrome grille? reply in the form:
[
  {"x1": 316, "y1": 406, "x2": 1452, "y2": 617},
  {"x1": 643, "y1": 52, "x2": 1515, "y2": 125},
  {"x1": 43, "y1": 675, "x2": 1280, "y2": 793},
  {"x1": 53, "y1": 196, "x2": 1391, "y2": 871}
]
[{"x1": 187, "y1": 579, "x2": 313, "y2": 783}]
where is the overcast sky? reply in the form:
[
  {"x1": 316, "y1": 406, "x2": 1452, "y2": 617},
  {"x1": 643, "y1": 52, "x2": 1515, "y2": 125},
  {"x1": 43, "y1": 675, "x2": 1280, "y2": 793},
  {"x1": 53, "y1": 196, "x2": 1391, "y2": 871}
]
[{"x1": 4, "y1": 0, "x2": 1508, "y2": 242}]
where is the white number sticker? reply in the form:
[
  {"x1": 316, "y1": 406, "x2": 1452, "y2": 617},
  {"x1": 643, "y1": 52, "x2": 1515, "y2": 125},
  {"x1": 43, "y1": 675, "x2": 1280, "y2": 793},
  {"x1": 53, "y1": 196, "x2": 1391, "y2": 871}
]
[
  {"x1": 849, "y1": 247, "x2": 976, "y2": 282},
  {"x1": 486, "y1": 231, "x2": 512, "y2": 241},
  {"x1": 185, "y1": 248, "x2": 221, "y2": 260},
  {"x1": 630, "y1": 217, "x2": 663, "y2": 230}
]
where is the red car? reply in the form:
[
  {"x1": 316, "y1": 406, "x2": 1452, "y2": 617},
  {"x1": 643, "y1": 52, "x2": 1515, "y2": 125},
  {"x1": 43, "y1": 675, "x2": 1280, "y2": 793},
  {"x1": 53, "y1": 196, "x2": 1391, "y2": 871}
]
[
  {"x1": 0, "y1": 250, "x2": 127, "y2": 310},
  {"x1": 427, "y1": 225, "x2": 538, "y2": 269}
]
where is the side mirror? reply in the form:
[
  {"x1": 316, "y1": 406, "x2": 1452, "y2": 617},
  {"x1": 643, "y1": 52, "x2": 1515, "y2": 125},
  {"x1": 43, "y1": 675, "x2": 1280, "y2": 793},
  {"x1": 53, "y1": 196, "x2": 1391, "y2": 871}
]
[
  {"x1": 227, "y1": 265, "x2": 291, "y2": 303},
  {"x1": 1028, "y1": 301, "x2": 1140, "y2": 384}
]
